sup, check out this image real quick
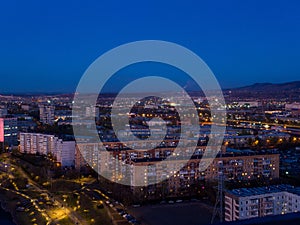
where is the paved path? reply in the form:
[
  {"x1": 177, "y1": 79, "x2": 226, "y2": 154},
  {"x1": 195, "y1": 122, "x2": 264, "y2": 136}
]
[{"x1": 10, "y1": 157, "x2": 87, "y2": 225}]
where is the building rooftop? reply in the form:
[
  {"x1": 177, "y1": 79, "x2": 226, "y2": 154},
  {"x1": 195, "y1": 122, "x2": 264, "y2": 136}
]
[{"x1": 226, "y1": 184, "x2": 300, "y2": 198}]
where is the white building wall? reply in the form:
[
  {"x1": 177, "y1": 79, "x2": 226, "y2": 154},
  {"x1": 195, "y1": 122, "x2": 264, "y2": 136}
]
[
  {"x1": 225, "y1": 191, "x2": 300, "y2": 222},
  {"x1": 19, "y1": 132, "x2": 75, "y2": 167}
]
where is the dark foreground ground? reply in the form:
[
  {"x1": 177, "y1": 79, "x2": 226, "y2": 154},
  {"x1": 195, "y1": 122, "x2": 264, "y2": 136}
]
[{"x1": 128, "y1": 201, "x2": 215, "y2": 225}]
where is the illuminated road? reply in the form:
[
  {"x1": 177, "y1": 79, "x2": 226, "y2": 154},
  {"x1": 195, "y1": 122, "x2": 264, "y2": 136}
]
[
  {"x1": 227, "y1": 119, "x2": 300, "y2": 129},
  {"x1": 8, "y1": 157, "x2": 87, "y2": 225}
]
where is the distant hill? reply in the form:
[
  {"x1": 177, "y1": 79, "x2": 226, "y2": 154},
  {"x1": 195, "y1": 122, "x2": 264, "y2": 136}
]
[
  {"x1": 232, "y1": 81, "x2": 300, "y2": 92},
  {"x1": 1, "y1": 81, "x2": 300, "y2": 101},
  {"x1": 226, "y1": 81, "x2": 300, "y2": 101}
]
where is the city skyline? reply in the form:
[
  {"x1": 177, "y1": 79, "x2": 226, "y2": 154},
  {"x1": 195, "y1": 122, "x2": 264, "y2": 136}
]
[{"x1": 1, "y1": 91, "x2": 300, "y2": 225}]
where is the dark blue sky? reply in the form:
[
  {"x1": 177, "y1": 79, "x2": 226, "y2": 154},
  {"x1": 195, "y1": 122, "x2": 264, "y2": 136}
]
[{"x1": 0, "y1": 0, "x2": 300, "y2": 93}]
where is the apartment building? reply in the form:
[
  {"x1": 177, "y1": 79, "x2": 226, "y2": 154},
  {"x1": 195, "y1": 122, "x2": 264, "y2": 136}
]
[
  {"x1": 75, "y1": 142, "x2": 128, "y2": 182},
  {"x1": 39, "y1": 105, "x2": 55, "y2": 125},
  {"x1": 19, "y1": 132, "x2": 75, "y2": 167},
  {"x1": 0, "y1": 116, "x2": 18, "y2": 146},
  {"x1": 225, "y1": 185, "x2": 300, "y2": 221},
  {"x1": 19, "y1": 133, "x2": 59, "y2": 155},
  {"x1": 130, "y1": 153, "x2": 279, "y2": 190},
  {"x1": 56, "y1": 141, "x2": 76, "y2": 167},
  {"x1": 74, "y1": 141, "x2": 279, "y2": 195},
  {"x1": 285, "y1": 103, "x2": 300, "y2": 117}
]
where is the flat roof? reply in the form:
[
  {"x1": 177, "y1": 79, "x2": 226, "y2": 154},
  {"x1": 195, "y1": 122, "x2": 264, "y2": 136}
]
[{"x1": 226, "y1": 184, "x2": 300, "y2": 198}]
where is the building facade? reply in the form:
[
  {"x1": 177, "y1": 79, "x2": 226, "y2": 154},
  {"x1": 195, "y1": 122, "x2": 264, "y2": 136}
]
[
  {"x1": 130, "y1": 153, "x2": 279, "y2": 191},
  {"x1": 74, "y1": 141, "x2": 279, "y2": 197},
  {"x1": 39, "y1": 105, "x2": 55, "y2": 125},
  {"x1": 285, "y1": 103, "x2": 300, "y2": 117},
  {"x1": 0, "y1": 117, "x2": 18, "y2": 146},
  {"x1": 19, "y1": 132, "x2": 75, "y2": 167},
  {"x1": 225, "y1": 185, "x2": 300, "y2": 221}
]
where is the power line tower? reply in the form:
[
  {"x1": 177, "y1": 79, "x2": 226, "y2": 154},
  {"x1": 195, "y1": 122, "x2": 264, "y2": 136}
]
[{"x1": 211, "y1": 150, "x2": 224, "y2": 224}]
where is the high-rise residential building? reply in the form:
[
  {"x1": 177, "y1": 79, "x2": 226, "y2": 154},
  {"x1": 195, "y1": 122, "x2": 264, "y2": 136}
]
[
  {"x1": 74, "y1": 141, "x2": 279, "y2": 197},
  {"x1": 0, "y1": 116, "x2": 18, "y2": 147},
  {"x1": 19, "y1": 132, "x2": 75, "y2": 167},
  {"x1": 75, "y1": 142, "x2": 117, "y2": 173},
  {"x1": 39, "y1": 105, "x2": 55, "y2": 125},
  {"x1": 225, "y1": 185, "x2": 300, "y2": 222},
  {"x1": 56, "y1": 141, "x2": 76, "y2": 167},
  {"x1": 130, "y1": 153, "x2": 279, "y2": 190},
  {"x1": 19, "y1": 132, "x2": 59, "y2": 155}
]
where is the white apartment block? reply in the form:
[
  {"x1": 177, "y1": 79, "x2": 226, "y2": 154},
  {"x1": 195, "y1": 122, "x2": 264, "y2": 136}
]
[
  {"x1": 19, "y1": 133, "x2": 58, "y2": 155},
  {"x1": 19, "y1": 132, "x2": 75, "y2": 167},
  {"x1": 225, "y1": 185, "x2": 300, "y2": 222}
]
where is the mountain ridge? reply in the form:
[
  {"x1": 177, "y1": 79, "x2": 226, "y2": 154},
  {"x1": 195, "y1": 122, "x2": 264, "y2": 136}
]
[{"x1": 229, "y1": 81, "x2": 300, "y2": 92}]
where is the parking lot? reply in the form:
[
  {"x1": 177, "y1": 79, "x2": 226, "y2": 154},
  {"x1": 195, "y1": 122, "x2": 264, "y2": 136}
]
[{"x1": 128, "y1": 201, "x2": 215, "y2": 225}]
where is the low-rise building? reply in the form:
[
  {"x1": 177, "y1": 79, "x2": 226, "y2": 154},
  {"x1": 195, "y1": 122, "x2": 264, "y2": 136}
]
[
  {"x1": 225, "y1": 184, "x2": 300, "y2": 222},
  {"x1": 285, "y1": 103, "x2": 300, "y2": 117}
]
